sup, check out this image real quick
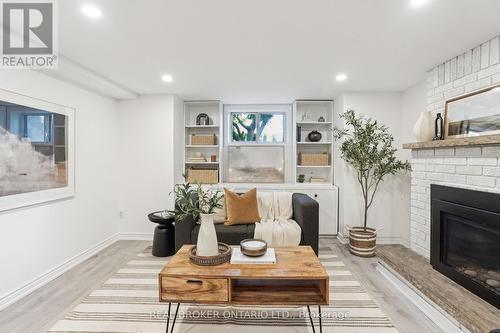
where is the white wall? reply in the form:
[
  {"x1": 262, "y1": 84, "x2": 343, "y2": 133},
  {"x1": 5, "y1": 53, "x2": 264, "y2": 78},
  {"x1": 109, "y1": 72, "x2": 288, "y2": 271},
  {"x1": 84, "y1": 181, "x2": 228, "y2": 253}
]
[
  {"x1": 335, "y1": 91, "x2": 426, "y2": 246},
  {"x1": 116, "y1": 95, "x2": 178, "y2": 236},
  {"x1": 0, "y1": 70, "x2": 119, "y2": 306}
]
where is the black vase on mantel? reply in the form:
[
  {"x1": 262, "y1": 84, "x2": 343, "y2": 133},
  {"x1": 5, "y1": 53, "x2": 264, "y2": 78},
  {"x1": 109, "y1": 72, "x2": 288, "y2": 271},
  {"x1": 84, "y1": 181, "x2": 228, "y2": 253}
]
[
  {"x1": 308, "y1": 131, "x2": 322, "y2": 142},
  {"x1": 433, "y1": 113, "x2": 444, "y2": 140}
]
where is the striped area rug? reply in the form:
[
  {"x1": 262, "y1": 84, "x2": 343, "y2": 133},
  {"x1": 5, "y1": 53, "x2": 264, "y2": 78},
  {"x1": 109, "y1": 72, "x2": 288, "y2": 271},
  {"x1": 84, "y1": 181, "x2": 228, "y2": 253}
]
[{"x1": 48, "y1": 246, "x2": 398, "y2": 333}]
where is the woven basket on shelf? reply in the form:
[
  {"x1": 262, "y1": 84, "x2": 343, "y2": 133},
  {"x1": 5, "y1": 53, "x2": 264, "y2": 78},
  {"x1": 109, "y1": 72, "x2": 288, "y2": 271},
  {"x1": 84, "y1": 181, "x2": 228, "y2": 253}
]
[
  {"x1": 187, "y1": 168, "x2": 219, "y2": 184},
  {"x1": 299, "y1": 152, "x2": 330, "y2": 166},
  {"x1": 191, "y1": 134, "x2": 216, "y2": 145}
]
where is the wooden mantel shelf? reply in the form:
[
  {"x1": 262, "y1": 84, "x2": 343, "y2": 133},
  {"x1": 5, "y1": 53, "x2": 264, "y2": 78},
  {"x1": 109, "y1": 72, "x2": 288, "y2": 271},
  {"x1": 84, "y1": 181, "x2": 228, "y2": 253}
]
[{"x1": 402, "y1": 134, "x2": 500, "y2": 149}]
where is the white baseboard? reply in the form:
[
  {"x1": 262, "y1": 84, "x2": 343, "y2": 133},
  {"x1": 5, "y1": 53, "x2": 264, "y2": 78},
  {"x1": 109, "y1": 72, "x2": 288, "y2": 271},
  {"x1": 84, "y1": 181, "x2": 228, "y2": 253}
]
[
  {"x1": 0, "y1": 232, "x2": 120, "y2": 311},
  {"x1": 376, "y1": 262, "x2": 471, "y2": 333}
]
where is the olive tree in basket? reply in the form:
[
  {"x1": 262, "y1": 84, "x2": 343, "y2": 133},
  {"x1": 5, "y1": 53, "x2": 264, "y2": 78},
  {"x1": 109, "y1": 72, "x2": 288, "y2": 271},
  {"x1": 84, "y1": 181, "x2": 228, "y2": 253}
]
[{"x1": 334, "y1": 110, "x2": 411, "y2": 257}]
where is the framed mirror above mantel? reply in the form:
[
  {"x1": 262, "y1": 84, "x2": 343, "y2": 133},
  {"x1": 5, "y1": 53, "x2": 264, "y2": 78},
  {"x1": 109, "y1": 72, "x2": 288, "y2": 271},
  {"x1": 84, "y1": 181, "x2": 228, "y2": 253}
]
[{"x1": 445, "y1": 84, "x2": 500, "y2": 139}]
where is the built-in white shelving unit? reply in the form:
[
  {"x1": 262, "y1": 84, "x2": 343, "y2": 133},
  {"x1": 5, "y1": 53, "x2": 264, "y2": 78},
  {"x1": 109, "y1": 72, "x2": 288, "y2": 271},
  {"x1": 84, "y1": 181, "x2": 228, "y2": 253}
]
[
  {"x1": 184, "y1": 101, "x2": 223, "y2": 184},
  {"x1": 293, "y1": 100, "x2": 334, "y2": 185}
]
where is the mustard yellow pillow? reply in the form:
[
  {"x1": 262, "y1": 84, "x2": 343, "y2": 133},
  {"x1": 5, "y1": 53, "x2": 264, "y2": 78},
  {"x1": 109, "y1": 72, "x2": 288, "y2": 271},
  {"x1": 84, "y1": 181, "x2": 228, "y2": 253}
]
[{"x1": 224, "y1": 188, "x2": 260, "y2": 225}]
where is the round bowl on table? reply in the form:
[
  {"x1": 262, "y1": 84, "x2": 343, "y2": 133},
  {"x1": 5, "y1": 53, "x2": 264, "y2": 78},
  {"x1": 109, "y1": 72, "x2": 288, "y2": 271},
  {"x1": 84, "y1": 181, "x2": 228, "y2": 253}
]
[{"x1": 240, "y1": 239, "x2": 267, "y2": 257}]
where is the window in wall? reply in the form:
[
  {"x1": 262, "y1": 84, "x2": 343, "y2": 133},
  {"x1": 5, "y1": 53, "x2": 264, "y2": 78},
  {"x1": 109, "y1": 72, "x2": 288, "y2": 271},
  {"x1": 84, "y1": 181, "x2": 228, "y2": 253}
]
[
  {"x1": 231, "y1": 112, "x2": 285, "y2": 143},
  {"x1": 225, "y1": 105, "x2": 289, "y2": 183},
  {"x1": 23, "y1": 114, "x2": 51, "y2": 143}
]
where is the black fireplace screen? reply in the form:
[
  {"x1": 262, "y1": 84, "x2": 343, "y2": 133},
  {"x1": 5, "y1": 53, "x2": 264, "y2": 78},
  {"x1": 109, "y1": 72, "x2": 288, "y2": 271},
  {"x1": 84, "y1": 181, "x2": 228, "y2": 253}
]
[
  {"x1": 443, "y1": 213, "x2": 500, "y2": 297},
  {"x1": 431, "y1": 184, "x2": 500, "y2": 309}
]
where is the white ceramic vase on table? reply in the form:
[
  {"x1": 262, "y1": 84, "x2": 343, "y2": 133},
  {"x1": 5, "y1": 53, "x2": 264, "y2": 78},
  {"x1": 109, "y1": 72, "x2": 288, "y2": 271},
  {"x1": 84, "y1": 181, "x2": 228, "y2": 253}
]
[
  {"x1": 196, "y1": 213, "x2": 219, "y2": 256},
  {"x1": 413, "y1": 111, "x2": 434, "y2": 142}
]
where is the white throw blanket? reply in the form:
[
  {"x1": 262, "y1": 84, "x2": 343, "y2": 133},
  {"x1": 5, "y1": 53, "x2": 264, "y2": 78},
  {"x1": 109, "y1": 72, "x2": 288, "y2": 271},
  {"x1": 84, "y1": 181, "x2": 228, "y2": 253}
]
[{"x1": 254, "y1": 192, "x2": 302, "y2": 247}]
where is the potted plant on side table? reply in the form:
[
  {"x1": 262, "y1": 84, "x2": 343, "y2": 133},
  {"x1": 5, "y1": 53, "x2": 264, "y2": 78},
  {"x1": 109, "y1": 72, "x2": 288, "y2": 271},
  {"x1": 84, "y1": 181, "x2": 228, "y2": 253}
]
[
  {"x1": 171, "y1": 180, "x2": 224, "y2": 256},
  {"x1": 334, "y1": 110, "x2": 411, "y2": 257}
]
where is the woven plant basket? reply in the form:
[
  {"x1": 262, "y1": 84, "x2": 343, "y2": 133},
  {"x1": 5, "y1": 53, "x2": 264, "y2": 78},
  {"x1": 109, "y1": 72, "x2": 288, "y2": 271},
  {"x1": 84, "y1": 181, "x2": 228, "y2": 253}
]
[{"x1": 348, "y1": 226, "x2": 377, "y2": 257}]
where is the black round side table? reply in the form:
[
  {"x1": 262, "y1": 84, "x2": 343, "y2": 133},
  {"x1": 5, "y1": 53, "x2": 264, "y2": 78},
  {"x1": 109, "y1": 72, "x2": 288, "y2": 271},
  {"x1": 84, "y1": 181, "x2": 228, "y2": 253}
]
[{"x1": 148, "y1": 211, "x2": 175, "y2": 257}]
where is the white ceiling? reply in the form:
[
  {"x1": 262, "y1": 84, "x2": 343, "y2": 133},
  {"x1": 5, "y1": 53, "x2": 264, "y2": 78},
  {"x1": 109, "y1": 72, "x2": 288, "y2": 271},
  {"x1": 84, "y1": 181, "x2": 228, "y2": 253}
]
[{"x1": 57, "y1": 0, "x2": 500, "y2": 102}]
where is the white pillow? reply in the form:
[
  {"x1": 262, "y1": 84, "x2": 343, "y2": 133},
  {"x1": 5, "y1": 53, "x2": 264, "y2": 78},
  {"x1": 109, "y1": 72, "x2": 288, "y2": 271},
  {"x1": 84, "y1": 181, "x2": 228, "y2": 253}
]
[{"x1": 213, "y1": 195, "x2": 226, "y2": 223}]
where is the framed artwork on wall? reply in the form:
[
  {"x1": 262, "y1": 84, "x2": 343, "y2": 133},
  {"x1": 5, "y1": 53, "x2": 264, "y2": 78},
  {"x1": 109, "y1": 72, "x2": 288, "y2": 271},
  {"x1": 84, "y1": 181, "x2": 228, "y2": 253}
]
[
  {"x1": 0, "y1": 88, "x2": 75, "y2": 212},
  {"x1": 445, "y1": 84, "x2": 500, "y2": 138}
]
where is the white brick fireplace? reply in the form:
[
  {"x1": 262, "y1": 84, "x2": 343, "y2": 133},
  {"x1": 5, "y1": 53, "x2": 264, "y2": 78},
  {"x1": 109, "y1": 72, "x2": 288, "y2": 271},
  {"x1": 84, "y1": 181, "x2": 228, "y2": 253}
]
[{"x1": 409, "y1": 35, "x2": 500, "y2": 259}]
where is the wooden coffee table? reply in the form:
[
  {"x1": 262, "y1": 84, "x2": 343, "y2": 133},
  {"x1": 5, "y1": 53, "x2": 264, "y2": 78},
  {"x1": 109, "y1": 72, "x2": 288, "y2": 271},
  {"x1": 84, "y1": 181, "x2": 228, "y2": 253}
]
[{"x1": 159, "y1": 245, "x2": 329, "y2": 333}]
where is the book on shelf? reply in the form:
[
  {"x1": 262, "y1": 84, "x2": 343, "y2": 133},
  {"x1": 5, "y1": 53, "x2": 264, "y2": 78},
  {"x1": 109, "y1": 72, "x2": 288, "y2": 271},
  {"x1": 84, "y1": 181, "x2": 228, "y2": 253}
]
[
  {"x1": 310, "y1": 177, "x2": 326, "y2": 183},
  {"x1": 230, "y1": 247, "x2": 276, "y2": 264},
  {"x1": 187, "y1": 157, "x2": 207, "y2": 162}
]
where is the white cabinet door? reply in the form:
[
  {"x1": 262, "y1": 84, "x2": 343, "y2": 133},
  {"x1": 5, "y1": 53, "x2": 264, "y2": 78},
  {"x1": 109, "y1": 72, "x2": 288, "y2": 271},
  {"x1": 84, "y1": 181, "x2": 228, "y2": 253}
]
[{"x1": 300, "y1": 189, "x2": 338, "y2": 235}]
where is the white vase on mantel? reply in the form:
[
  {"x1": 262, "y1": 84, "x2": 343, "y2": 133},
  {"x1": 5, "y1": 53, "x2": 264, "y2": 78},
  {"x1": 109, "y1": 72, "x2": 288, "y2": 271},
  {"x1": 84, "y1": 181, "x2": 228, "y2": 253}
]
[
  {"x1": 413, "y1": 111, "x2": 434, "y2": 142},
  {"x1": 196, "y1": 214, "x2": 219, "y2": 256}
]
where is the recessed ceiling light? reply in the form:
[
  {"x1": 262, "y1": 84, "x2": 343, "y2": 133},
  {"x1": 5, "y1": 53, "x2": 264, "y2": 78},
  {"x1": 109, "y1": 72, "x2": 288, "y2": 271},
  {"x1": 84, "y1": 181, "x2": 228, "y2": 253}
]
[
  {"x1": 161, "y1": 74, "x2": 173, "y2": 83},
  {"x1": 335, "y1": 73, "x2": 347, "y2": 82},
  {"x1": 81, "y1": 5, "x2": 102, "y2": 18},
  {"x1": 410, "y1": 0, "x2": 430, "y2": 7}
]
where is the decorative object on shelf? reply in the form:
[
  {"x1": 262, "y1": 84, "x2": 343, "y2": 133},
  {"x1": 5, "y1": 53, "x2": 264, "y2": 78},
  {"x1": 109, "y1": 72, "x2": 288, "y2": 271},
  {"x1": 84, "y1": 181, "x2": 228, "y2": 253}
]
[
  {"x1": 188, "y1": 242, "x2": 232, "y2": 266},
  {"x1": 299, "y1": 152, "x2": 329, "y2": 166},
  {"x1": 412, "y1": 111, "x2": 434, "y2": 142},
  {"x1": 187, "y1": 157, "x2": 207, "y2": 163},
  {"x1": 301, "y1": 112, "x2": 312, "y2": 122},
  {"x1": 187, "y1": 167, "x2": 218, "y2": 184},
  {"x1": 196, "y1": 113, "x2": 210, "y2": 126},
  {"x1": 445, "y1": 84, "x2": 500, "y2": 138},
  {"x1": 170, "y1": 179, "x2": 224, "y2": 256},
  {"x1": 298, "y1": 174, "x2": 305, "y2": 183},
  {"x1": 308, "y1": 130, "x2": 322, "y2": 142},
  {"x1": 310, "y1": 176, "x2": 326, "y2": 183},
  {"x1": 433, "y1": 113, "x2": 444, "y2": 140},
  {"x1": 297, "y1": 125, "x2": 301, "y2": 142},
  {"x1": 334, "y1": 109, "x2": 411, "y2": 257},
  {"x1": 240, "y1": 239, "x2": 267, "y2": 257},
  {"x1": 318, "y1": 116, "x2": 325, "y2": 122},
  {"x1": 191, "y1": 134, "x2": 216, "y2": 145},
  {"x1": 210, "y1": 155, "x2": 217, "y2": 162}
]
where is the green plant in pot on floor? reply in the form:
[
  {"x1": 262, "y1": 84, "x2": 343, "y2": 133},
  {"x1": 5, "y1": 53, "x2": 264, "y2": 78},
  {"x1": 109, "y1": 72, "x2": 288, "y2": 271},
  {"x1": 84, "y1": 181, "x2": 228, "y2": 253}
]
[
  {"x1": 334, "y1": 110, "x2": 411, "y2": 257},
  {"x1": 171, "y1": 179, "x2": 224, "y2": 256}
]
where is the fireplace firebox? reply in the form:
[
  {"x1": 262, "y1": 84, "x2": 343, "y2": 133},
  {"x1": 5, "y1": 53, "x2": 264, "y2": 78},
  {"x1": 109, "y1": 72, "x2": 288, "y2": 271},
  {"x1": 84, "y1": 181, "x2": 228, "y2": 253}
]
[{"x1": 431, "y1": 184, "x2": 500, "y2": 309}]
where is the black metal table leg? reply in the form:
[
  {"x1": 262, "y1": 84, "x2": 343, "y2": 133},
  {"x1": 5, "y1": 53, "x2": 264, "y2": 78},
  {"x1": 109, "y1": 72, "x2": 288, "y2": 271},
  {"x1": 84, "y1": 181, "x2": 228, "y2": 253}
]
[
  {"x1": 307, "y1": 305, "x2": 323, "y2": 333},
  {"x1": 307, "y1": 305, "x2": 316, "y2": 333},
  {"x1": 318, "y1": 305, "x2": 322, "y2": 333},
  {"x1": 170, "y1": 303, "x2": 180, "y2": 333},
  {"x1": 165, "y1": 303, "x2": 171, "y2": 333},
  {"x1": 165, "y1": 303, "x2": 180, "y2": 333}
]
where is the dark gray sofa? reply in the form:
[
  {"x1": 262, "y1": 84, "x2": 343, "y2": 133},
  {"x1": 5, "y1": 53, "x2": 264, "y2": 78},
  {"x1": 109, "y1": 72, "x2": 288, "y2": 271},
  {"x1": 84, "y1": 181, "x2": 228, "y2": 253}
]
[{"x1": 175, "y1": 193, "x2": 319, "y2": 255}]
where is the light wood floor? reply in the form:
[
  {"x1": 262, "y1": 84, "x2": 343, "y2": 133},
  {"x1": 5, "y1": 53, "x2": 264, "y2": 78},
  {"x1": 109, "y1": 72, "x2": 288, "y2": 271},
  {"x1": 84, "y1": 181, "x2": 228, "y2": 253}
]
[{"x1": 0, "y1": 239, "x2": 442, "y2": 333}]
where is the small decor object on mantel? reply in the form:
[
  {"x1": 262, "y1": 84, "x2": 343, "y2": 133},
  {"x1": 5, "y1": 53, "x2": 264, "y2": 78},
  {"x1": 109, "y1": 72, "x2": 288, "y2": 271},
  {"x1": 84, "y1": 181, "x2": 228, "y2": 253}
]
[
  {"x1": 170, "y1": 177, "x2": 224, "y2": 258},
  {"x1": 308, "y1": 130, "x2": 322, "y2": 142},
  {"x1": 318, "y1": 116, "x2": 325, "y2": 122},
  {"x1": 412, "y1": 111, "x2": 434, "y2": 142},
  {"x1": 298, "y1": 174, "x2": 305, "y2": 183},
  {"x1": 196, "y1": 113, "x2": 210, "y2": 126},
  {"x1": 433, "y1": 112, "x2": 444, "y2": 140},
  {"x1": 334, "y1": 109, "x2": 411, "y2": 257}
]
